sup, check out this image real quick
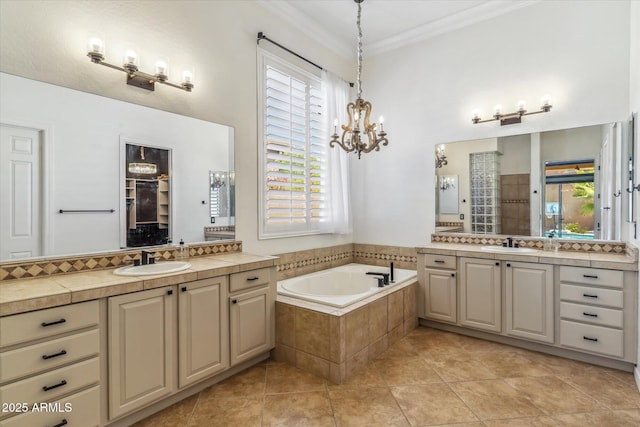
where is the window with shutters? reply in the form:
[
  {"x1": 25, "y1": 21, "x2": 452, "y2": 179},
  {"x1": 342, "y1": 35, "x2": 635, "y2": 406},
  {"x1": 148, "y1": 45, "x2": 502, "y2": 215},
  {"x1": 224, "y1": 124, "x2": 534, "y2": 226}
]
[{"x1": 258, "y1": 49, "x2": 328, "y2": 238}]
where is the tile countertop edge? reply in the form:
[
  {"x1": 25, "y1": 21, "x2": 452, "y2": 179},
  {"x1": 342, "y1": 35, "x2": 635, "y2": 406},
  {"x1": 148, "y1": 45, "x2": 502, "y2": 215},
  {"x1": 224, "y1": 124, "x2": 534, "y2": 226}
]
[
  {"x1": 0, "y1": 253, "x2": 279, "y2": 317},
  {"x1": 416, "y1": 245, "x2": 638, "y2": 271}
]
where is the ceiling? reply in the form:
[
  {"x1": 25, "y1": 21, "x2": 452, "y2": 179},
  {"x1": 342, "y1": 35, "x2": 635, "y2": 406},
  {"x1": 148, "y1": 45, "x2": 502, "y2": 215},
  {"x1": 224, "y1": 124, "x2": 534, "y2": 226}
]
[{"x1": 259, "y1": 0, "x2": 537, "y2": 58}]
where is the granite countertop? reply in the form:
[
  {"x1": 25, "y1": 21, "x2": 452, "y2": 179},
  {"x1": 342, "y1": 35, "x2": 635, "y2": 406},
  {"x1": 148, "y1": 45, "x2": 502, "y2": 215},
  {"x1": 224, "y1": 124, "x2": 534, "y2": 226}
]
[
  {"x1": 0, "y1": 253, "x2": 278, "y2": 317},
  {"x1": 417, "y1": 243, "x2": 638, "y2": 271}
]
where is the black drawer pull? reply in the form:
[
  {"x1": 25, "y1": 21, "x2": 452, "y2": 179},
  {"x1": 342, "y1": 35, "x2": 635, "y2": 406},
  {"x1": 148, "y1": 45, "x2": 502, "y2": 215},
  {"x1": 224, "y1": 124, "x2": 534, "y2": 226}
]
[
  {"x1": 43, "y1": 379, "x2": 67, "y2": 392},
  {"x1": 41, "y1": 319, "x2": 66, "y2": 327},
  {"x1": 434, "y1": 260, "x2": 445, "y2": 264},
  {"x1": 42, "y1": 350, "x2": 67, "y2": 360},
  {"x1": 495, "y1": 262, "x2": 500, "y2": 266},
  {"x1": 583, "y1": 293, "x2": 598, "y2": 298},
  {"x1": 232, "y1": 299, "x2": 238, "y2": 304},
  {"x1": 52, "y1": 419, "x2": 68, "y2": 427},
  {"x1": 450, "y1": 273, "x2": 455, "y2": 277},
  {"x1": 583, "y1": 274, "x2": 599, "y2": 279},
  {"x1": 507, "y1": 263, "x2": 511, "y2": 267},
  {"x1": 583, "y1": 312, "x2": 598, "y2": 318},
  {"x1": 247, "y1": 276, "x2": 259, "y2": 281},
  {"x1": 181, "y1": 286, "x2": 187, "y2": 292},
  {"x1": 583, "y1": 336, "x2": 599, "y2": 342},
  {"x1": 167, "y1": 289, "x2": 173, "y2": 296}
]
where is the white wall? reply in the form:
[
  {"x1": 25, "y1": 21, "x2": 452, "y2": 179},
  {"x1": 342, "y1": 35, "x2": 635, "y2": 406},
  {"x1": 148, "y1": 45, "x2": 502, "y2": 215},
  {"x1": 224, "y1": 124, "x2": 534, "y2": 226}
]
[
  {"x1": 1, "y1": 73, "x2": 230, "y2": 256},
  {"x1": 353, "y1": 0, "x2": 631, "y2": 246},
  {"x1": 0, "y1": 0, "x2": 354, "y2": 256}
]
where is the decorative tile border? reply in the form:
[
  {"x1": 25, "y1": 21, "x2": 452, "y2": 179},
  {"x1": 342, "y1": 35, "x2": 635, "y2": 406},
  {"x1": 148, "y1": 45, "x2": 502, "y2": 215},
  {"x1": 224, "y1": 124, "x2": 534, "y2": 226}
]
[
  {"x1": 0, "y1": 241, "x2": 242, "y2": 282},
  {"x1": 436, "y1": 221, "x2": 464, "y2": 227},
  {"x1": 276, "y1": 244, "x2": 417, "y2": 280},
  {"x1": 431, "y1": 233, "x2": 628, "y2": 254},
  {"x1": 204, "y1": 226, "x2": 235, "y2": 232}
]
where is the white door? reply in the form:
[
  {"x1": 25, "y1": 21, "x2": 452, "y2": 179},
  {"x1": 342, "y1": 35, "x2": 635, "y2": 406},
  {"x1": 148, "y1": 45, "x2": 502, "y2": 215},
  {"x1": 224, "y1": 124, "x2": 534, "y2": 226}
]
[{"x1": 0, "y1": 125, "x2": 41, "y2": 259}]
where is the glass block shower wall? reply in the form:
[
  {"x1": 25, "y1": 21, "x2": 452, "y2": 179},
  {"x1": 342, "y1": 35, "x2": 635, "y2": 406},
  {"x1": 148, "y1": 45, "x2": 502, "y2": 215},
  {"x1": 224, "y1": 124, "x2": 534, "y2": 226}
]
[{"x1": 470, "y1": 151, "x2": 501, "y2": 234}]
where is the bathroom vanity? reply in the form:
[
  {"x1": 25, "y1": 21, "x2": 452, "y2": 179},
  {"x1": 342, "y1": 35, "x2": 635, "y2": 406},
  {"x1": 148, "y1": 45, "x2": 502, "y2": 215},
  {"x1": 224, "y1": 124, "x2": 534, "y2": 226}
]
[
  {"x1": 417, "y1": 239, "x2": 638, "y2": 370},
  {"x1": 0, "y1": 251, "x2": 276, "y2": 427}
]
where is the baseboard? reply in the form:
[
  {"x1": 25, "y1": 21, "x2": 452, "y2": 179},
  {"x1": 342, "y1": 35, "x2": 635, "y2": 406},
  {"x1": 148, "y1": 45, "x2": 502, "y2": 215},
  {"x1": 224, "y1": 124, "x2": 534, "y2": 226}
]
[{"x1": 635, "y1": 366, "x2": 640, "y2": 392}]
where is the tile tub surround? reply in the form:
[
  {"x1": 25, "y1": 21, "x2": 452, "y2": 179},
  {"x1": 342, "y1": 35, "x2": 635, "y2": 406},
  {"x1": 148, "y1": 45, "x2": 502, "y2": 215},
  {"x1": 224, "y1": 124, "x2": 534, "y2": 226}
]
[
  {"x1": 273, "y1": 281, "x2": 418, "y2": 384},
  {"x1": 432, "y1": 232, "x2": 634, "y2": 256},
  {"x1": 0, "y1": 240, "x2": 242, "y2": 282},
  {"x1": 276, "y1": 243, "x2": 418, "y2": 280},
  {"x1": 0, "y1": 252, "x2": 275, "y2": 316}
]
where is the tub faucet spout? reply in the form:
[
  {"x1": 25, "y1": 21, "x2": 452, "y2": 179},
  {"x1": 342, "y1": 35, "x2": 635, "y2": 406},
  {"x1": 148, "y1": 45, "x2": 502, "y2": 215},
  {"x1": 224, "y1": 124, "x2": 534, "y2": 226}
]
[{"x1": 366, "y1": 272, "x2": 389, "y2": 285}]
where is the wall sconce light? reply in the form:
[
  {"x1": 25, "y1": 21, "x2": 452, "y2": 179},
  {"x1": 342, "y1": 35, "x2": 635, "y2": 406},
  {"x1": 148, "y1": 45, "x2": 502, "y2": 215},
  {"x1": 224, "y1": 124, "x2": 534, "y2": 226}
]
[
  {"x1": 436, "y1": 144, "x2": 448, "y2": 168},
  {"x1": 87, "y1": 37, "x2": 194, "y2": 92},
  {"x1": 472, "y1": 96, "x2": 552, "y2": 126}
]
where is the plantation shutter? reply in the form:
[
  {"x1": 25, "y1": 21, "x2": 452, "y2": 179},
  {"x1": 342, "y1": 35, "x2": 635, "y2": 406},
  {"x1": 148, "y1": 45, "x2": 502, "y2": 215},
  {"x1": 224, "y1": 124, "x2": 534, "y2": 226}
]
[{"x1": 260, "y1": 51, "x2": 328, "y2": 237}]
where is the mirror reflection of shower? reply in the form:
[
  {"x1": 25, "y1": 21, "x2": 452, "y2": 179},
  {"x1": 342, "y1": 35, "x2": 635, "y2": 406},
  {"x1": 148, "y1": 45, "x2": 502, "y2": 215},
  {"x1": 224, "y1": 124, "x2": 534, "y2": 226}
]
[{"x1": 210, "y1": 170, "x2": 235, "y2": 224}]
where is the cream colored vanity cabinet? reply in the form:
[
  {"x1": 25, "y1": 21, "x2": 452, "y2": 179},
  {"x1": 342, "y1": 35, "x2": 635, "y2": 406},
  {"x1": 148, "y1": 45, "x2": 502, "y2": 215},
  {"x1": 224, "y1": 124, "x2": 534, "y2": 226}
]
[
  {"x1": 459, "y1": 257, "x2": 501, "y2": 333},
  {"x1": 0, "y1": 300, "x2": 101, "y2": 427},
  {"x1": 229, "y1": 267, "x2": 276, "y2": 366},
  {"x1": 108, "y1": 286, "x2": 176, "y2": 420},
  {"x1": 559, "y1": 266, "x2": 636, "y2": 361},
  {"x1": 178, "y1": 276, "x2": 229, "y2": 388},
  {"x1": 505, "y1": 261, "x2": 554, "y2": 344},
  {"x1": 418, "y1": 254, "x2": 457, "y2": 323}
]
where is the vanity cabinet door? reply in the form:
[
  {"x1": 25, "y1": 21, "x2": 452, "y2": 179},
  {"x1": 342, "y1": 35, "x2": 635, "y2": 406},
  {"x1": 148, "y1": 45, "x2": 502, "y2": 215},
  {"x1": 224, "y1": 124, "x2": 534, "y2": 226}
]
[
  {"x1": 229, "y1": 286, "x2": 272, "y2": 366},
  {"x1": 459, "y1": 258, "x2": 501, "y2": 333},
  {"x1": 422, "y1": 268, "x2": 457, "y2": 323},
  {"x1": 178, "y1": 276, "x2": 229, "y2": 388},
  {"x1": 108, "y1": 287, "x2": 175, "y2": 420},
  {"x1": 505, "y1": 262, "x2": 554, "y2": 343}
]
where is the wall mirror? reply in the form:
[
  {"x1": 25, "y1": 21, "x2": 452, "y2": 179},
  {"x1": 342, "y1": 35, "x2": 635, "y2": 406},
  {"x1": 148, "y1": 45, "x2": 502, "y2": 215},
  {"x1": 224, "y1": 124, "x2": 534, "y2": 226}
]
[
  {"x1": 629, "y1": 112, "x2": 637, "y2": 224},
  {"x1": 0, "y1": 72, "x2": 235, "y2": 262},
  {"x1": 435, "y1": 122, "x2": 625, "y2": 241}
]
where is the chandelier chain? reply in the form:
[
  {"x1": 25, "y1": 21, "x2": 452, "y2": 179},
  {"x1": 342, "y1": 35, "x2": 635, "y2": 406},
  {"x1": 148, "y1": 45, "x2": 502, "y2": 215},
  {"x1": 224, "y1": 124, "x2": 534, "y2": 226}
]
[{"x1": 356, "y1": 0, "x2": 362, "y2": 99}]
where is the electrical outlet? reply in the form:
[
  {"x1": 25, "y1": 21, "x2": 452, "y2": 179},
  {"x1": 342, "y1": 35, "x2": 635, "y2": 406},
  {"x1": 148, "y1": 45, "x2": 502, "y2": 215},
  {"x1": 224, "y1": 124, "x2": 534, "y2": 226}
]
[
  {"x1": 211, "y1": 217, "x2": 215, "y2": 224},
  {"x1": 459, "y1": 214, "x2": 464, "y2": 220}
]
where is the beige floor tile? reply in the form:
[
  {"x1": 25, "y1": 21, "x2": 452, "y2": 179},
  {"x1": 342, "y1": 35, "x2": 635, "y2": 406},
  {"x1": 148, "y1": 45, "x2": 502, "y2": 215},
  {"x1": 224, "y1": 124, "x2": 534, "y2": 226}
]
[
  {"x1": 454, "y1": 335, "x2": 523, "y2": 353},
  {"x1": 473, "y1": 352, "x2": 551, "y2": 378},
  {"x1": 560, "y1": 373, "x2": 640, "y2": 409},
  {"x1": 483, "y1": 416, "x2": 559, "y2": 427},
  {"x1": 405, "y1": 329, "x2": 465, "y2": 356},
  {"x1": 374, "y1": 337, "x2": 419, "y2": 359},
  {"x1": 391, "y1": 383, "x2": 478, "y2": 425},
  {"x1": 551, "y1": 409, "x2": 640, "y2": 426},
  {"x1": 449, "y1": 379, "x2": 542, "y2": 420},
  {"x1": 263, "y1": 391, "x2": 334, "y2": 427},
  {"x1": 374, "y1": 356, "x2": 442, "y2": 386},
  {"x1": 327, "y1": 364, "x2": 386, "y2": 389},
  {"x1": 329, "y1": 387, "x2": 409, "y2": 427},
  {"x1": 519, "y1": 351, "x2": 599, "y2": 377},
  {"x1": 424, "y1": 351, "x2": 498, "y2": 382},
  {"x1": 505, "y1": 376, "x2": 608, "y2": 414},
  {"x1": 603, "y1": 369, "x2": 639, "y2": 388},
  {"x1": 199, "y1": 365, "x2": 266, "y2": 400},
  {"x1": 266, "y1": 363, "x2": 327, "y2": 394},
  {"x1": 188, "y1": 396, "x2": 263, "y2": 427},
  {"x1": 131, "y1": 392, "x2": 198, "y2": 427}
]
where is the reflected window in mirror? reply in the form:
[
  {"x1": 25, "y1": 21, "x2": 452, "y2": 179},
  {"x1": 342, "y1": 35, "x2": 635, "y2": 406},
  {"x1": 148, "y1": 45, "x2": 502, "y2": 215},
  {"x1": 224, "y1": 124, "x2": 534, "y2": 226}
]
[{"x1": 544, "y1": 160, "x2": 595, "y2": 239}]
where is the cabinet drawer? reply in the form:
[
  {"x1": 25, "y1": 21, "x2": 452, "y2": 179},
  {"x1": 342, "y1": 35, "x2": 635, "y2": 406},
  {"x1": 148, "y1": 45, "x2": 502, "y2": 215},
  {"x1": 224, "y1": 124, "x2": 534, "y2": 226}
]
[
  {"x1": 230, "y1": 268, "x2": 272, "y2": 293},
  {"x1": 0, "y1": 358, "x2": 99, "y2": 410},
  {"x1": 0, "y1": 385, "x2": 100, "y2": 427},
  {"x1": 559, "y1": 266, "x2": 623, "y2": 289},
  {"x1": 0, "y1": 329, "x2": 99, "y2": 383},
  {"x1": 560, "y1": 302, "x2": 623, "y2": 328},
  {"x1": 0, "y1": 300, "x2": 99, "y2": 348},
  {"x1": 559, "y1": 284, "x2": 623, "y2": 309},
  {"x1": 560, "y1": 320, "x2": 623, "y2": 358},
  {"x1": 424, "y1": 254, "x2": 456, "y2": 269}
]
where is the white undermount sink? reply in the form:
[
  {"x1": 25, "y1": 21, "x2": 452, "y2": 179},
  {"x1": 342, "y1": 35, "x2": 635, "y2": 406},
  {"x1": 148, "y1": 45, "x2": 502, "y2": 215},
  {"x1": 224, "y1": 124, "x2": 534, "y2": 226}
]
[
  {"x1": 480, "y1": 246, "x2": 537, "y2": 254},
  {"x1": 113, "y1": 261, "x2": 191, "y2": 276}
]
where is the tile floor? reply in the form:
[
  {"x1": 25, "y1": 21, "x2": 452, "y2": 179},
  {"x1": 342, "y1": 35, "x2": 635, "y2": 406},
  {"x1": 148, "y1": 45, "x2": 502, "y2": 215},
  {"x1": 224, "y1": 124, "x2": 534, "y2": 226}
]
[{"x1": 134, "y1": 327, "x2": 640, "y2": 426}]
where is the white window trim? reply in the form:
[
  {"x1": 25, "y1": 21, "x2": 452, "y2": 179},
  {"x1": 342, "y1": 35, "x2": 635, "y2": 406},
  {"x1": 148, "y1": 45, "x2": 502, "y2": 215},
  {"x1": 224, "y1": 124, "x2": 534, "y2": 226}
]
[{"x1": 257, "y1": 48, "x2": 329, "y2": 240}]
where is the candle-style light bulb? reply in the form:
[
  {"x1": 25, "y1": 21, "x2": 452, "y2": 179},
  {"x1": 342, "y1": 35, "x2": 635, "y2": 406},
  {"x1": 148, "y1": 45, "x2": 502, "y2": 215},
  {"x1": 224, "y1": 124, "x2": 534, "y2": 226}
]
[
  {"x1": 379, "y1": 116, "x2": 384, "y2": 132},
  {"x1": 333, "y1": 118, "x2": 338, "y2": 133}
]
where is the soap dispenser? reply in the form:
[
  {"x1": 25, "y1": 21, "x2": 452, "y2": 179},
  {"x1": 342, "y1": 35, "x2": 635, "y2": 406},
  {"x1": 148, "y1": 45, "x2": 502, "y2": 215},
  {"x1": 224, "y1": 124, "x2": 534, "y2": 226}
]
[{"x1": 176, "y1": 239, "x2": 189, "y2": 261}]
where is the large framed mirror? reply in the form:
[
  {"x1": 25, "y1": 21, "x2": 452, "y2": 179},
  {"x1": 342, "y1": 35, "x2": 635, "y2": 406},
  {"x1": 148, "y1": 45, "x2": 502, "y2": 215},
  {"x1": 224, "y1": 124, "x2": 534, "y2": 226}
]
[
  {"x1": 434, "y1": 122, "x2": 625, "y2": 241},
  {"x1": 0, "y1": 72, "x2": 235, "y2": 262}
]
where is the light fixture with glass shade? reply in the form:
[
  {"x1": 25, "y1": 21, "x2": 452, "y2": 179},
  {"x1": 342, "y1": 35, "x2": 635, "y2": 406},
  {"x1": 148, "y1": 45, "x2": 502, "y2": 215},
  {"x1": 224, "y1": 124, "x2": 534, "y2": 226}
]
[
  {"x1": 87, "y1": 37, "x2": 194, "y2": 92},
  {"x1": 330, "y1": 0, "x2": 388, "y2": 159}
]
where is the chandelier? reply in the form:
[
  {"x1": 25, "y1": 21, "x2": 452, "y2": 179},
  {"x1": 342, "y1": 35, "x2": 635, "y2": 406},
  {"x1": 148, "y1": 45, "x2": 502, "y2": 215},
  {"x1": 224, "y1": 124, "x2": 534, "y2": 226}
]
[
  {"x1": 436, "y1": 145, "x2": 447, "y2": 168},
  {"x1": 330, "y1": 0, "x2": 388, "y2": 159}
]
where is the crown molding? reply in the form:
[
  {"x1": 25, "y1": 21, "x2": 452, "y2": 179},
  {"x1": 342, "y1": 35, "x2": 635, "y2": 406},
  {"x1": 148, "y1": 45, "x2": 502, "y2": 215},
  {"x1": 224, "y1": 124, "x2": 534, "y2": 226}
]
[
  {"x1": 257, "y1": 0, "x2": 353, "y2": 59},
  {"x1": 366, "y1": 0, "x2": 539, "y2": 57}
]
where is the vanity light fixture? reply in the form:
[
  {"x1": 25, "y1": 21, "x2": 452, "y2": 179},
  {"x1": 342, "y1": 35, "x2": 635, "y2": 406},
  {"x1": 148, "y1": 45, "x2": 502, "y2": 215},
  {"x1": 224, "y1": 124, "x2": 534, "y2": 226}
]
[
  {"x1": 87, "y1": 37, "x2": 194, "y2": 92},
  {"x1": 330, "y1": 0, "x2": 388, "y2": 159},
  {"x1": 436, "y1": 144, "x2": 448, "y2": 168},
  {"x1": 472, "y1": 96, "x2": 552, "y2": 126}
]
